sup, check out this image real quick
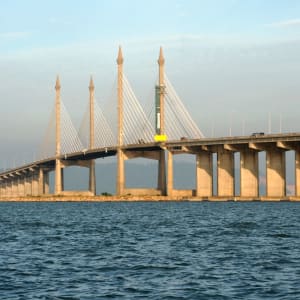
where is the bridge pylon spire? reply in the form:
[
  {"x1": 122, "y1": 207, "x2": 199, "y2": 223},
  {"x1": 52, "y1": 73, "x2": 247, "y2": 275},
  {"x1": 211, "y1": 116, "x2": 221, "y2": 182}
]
[
  {"x1": 55, "y1": 75, "x2": 62, "y2": 194},
  {"x1": 88, "y1": 76, "x2": 96, "y2": 195},
  {"x1": 116, "y1": 46, "x2": 125, "y2": 195},
  {"x1": 157, "y1": 46, "x2": 165, "y2": 138},
  {"x1": 156, "y1": 47, "x2": 167, "y2": 195},
  {"x1": 117, "y1": 45, "x2": 124, "y2": 147},
  {"x1": 89, "y1": 76, "x2": 95, "y2": 149},
  {"x1": 55, "y1": 75, "x2": 61, "y2": 156}
]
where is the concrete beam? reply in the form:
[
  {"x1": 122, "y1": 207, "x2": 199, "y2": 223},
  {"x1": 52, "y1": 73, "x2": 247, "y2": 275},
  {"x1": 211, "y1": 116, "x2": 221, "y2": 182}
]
[
  {"x1": 277, "y1": 141, "x2": 295, "y2": 150},
  {"x1": 249, "y1": 142, "x2": 264, "y2": 151},
  {"x1": 200, "y1": 145, "x2": 210, "y2": 152},
  {"x1": 224, "y1": 144, "x2": 240, "y2": 152},
  {"x1": 61, "y1": 160, "x2": 90, "y2": 168},
  {"x1": 124, "y1": 150, "x2": 160, "y2": 160}
]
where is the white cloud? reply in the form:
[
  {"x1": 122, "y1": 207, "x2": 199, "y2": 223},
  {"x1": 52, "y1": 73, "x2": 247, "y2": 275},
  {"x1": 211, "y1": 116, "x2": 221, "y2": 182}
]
[{"x1": 268, "y1": 18, "x2": 300, "y2": 28}]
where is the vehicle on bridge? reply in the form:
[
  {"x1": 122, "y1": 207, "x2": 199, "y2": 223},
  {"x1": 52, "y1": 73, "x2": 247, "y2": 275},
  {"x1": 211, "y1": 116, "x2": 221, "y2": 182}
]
[{"x1": 251, "y1": 132, "x2": 265, "y2": 137}]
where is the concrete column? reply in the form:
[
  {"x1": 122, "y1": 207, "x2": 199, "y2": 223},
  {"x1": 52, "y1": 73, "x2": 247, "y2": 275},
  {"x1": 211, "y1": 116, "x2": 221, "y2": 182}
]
[
  {"x1": 266, "y1": 148, "x2": 286, "y2": 197},
  {"x1": 240, "y1": 149, "x2": 259, "y2": 197},
  {"x1": 167, "y1": 150, "x2": 173, "y2": 196},
  {"x1": 89, "y1": 160, "x2": 96, "y2": 195},
  {"x1": 3, "y1": 182, "x2": 7, "y2": 197},
  {"x1": 32, "y1": 173, "x2": 39, "y2": 196},
  {"x1": 7, "y1": 181, "x2": 12, "y2": 196},
  {"x1": 217, "y1": 149, "x2": 234, "y2": 197},
  {"x1": 38, "y1": 168, "x2": 44, "y2": 195},
  {"x1": 25, "y1": 175, "x2": 32, "y2": 196},
  {"x1": 295, "y1": 151, "x2": 300, "y2": 196},
  {"x1": 158, "y1": 150, "x2": 166, "y2": 195},
  {"x1": 44, "y1": 172, "x2": 50, "y2": 194},
  {"x1": 2, "y1": 182, "x2": 6, "y2": 197},
  {"x1": 55, "y1": 159, "x2": 63, "y2": 194},
  {"x1": 116, "y1": 149, "x2": 125, "y2": 195},
  {"x1": 7, "y1": 181, "x2": 11, "y2": 197},
  {"x1": 12, "y1": 179, "x2": 18, "y2": 196},
  {"x1": 196, "y1": 151, "x2": 213, "y2": 197},
  {"x1": 0, "y1": 182, "x2": 3, "y2": 197},
  {"x1": 61, "y1": 168, "x2": 64, "y2": 191},
  {"x1": 18, "y1": 177, "x2": 25, "y2": 196},
  {"x1": 16, "y1": 179, "x2": 21, "y2": 196}
]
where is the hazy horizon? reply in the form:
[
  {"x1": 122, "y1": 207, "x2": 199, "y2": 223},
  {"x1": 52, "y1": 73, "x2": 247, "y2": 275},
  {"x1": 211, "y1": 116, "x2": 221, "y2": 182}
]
[{"x1": 1, "y1": 0, "x2": 300, "y2": 171}]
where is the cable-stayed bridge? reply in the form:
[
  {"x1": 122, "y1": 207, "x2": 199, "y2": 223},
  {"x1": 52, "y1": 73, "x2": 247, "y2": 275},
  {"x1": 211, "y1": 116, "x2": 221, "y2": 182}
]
[{"x1": 1, "y1": 47, "x2": 300, "y2": 200}]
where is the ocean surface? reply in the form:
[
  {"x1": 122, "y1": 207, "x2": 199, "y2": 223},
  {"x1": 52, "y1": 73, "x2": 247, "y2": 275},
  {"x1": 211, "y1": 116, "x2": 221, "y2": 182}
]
[{"x1": 1, "y1": 201, "x2": 300, "y2": 299}]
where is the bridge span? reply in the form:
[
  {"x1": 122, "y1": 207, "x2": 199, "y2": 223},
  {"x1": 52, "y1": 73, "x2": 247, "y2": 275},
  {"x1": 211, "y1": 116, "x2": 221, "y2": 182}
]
[
  {"x1": 0, "y1": 47, "x2": 299, "y2": 200},
  {"x1": 1, "y1": 132, "x2": 300, "y2": 199}
]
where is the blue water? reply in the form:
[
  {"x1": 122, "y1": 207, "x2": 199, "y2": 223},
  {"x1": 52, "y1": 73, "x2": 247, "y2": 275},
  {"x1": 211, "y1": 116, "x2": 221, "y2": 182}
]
[{"x1": 1, "y1": 202, "x2": 300, "y2": 299}]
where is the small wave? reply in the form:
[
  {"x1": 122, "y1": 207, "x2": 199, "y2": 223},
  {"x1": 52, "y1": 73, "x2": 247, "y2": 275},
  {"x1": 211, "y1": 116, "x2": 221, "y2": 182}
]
[
  {"x1": 268, "y1": 233, "x2": 296, "y2": 238},
  {"x1": 227, "y1": 221, "x2": 259, "y2": 230}
]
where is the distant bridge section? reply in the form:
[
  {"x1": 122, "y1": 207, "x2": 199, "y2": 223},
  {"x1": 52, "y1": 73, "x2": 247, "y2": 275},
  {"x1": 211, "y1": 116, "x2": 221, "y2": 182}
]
[{"x1": 0, "y1": 47, "x2": 299, "y2": 200}]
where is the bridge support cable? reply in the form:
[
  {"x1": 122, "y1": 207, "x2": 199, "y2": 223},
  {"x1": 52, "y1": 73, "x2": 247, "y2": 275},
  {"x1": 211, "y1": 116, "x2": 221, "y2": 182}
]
[
  {"x1": 102, "y1": 79, "x2": 118, "y2": 143},
  {"x1": 122, "y1": 74, "x2": 154, "y2": 144},
  {"x1": 79, "y1": 100, "x2": 116, "y2": 149},
  {"x1": 94, "y1": 100, "x2": 115, "y2": 147},
  {"x1": 39, "y1": 100, "x2": 84, "y2": 160},
  {"x1": 78, "y1": 107, "x2": 89, "y2": 148},
  {"x1": 164, "y1": 74, "x2": 204, "y2": 140},
  {"x1": 60, "y1": 102, "x2": 84, "y2": 154},
  {"x1": 38, "y1": 107, "x2": 56, "y2": 160}
]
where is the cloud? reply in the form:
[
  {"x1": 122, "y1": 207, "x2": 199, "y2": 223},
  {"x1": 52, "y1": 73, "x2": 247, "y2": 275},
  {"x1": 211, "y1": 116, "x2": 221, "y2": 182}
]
[
  {"x1": 268, "y1": 19, "x2": 300, "y2": 28},
  {"x1": 0, "y1": 31, "x2": 30, "y2": 39}
]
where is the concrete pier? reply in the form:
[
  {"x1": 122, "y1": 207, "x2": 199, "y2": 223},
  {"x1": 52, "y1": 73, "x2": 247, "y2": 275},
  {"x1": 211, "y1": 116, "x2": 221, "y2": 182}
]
[
  {"x1": 196, "y1": 151, "x2": 213, "y2": 197},
  {"x1": 167, "y1": 150, "x2": 174, "y2": 196},
  {"x1": 240, "y1": 149, "x2": 259, "y2": 197},
  {"x1": 266, "y1": 148, "x2": 286, "y2": 197},
  {"x1": 296, "y1": 150, "x2": 300, "y2": 197},
  {"x1": 217, "y1": 148, "x2": 234, "y2": 197}
]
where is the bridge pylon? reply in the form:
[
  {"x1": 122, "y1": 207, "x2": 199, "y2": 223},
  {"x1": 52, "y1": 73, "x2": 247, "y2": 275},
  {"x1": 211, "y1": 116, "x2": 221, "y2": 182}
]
[
  {"x1": 55, "y1": 75, "x2": 63, "y2": 194},
  {"x1": 116, "y1": 46, "x2": 125, "y2": 195},
  {"x1": 156, "y1": 47, "x2": 167, "y2": 195},
  {"x1": 89, "y1": 76, "x2": 96, "y2": 195}
]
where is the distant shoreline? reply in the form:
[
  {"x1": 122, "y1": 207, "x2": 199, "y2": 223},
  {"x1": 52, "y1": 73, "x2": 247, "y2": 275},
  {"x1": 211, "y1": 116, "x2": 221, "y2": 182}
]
[{"x1": 0, "y1": 195, "x2": 299, "y2": 202}]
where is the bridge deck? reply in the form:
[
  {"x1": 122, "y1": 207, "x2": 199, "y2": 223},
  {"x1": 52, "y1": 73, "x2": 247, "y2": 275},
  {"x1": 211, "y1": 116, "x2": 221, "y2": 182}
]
[{"x1": 1, "y1": 133, "x2": 300, "y2": 178}]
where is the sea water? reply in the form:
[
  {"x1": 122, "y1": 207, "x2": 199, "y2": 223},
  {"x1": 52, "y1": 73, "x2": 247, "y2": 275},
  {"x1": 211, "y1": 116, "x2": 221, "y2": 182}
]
[{"x1": 1, "y1": 201, "x2": 300, "y2": 299}]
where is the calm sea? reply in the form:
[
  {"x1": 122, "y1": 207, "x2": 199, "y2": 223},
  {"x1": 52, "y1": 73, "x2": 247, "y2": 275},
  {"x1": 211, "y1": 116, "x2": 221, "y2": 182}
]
[{"x1": 1, "y1": 201, "x2": 300, "y2": 299}]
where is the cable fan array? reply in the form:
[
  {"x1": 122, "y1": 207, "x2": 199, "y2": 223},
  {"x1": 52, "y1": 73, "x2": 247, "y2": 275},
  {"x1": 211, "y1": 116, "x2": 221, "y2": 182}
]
[
  {"x1": 164, "y1": 74, "x2": 204, "y2": 140},
  {"x1": 122, "y1": 75, "x2": 154, "y2": 144},
  {"x1": 79, "y1": 100, "x2": 116, "y2": 148},
  {"x1": 38, "y1": 100, "x2": 84, "y2": 160},
  {"x1": 38, "y1": 72, "x2": 203, "y2": 161}
]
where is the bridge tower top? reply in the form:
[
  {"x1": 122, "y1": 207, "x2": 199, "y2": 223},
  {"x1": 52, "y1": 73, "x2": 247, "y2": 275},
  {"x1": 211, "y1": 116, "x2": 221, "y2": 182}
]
[
  {"x1": 117, "y1": 46, "x2": 124, "y2": 146},
  {"x1": 55, "y1": 75, "x2": 61, "y2": 156},
  {"x1": 155, "y1": 46, "x2": 166, "y2": 140},
  {"x1": 89, "y1": 76, "x2": 95, "y2": 149}
]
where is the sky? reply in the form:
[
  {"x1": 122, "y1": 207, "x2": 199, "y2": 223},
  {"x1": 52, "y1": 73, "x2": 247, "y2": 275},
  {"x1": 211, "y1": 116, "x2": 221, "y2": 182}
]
[{"x1": 1, "y1": 0, "x2": 300, "y2": 167}]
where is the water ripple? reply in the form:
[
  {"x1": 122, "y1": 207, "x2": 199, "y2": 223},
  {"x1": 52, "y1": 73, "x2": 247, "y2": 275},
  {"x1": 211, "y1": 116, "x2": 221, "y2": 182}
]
[{"x1": 0, "y1": 202, "x2": 300, "y2": 299}]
